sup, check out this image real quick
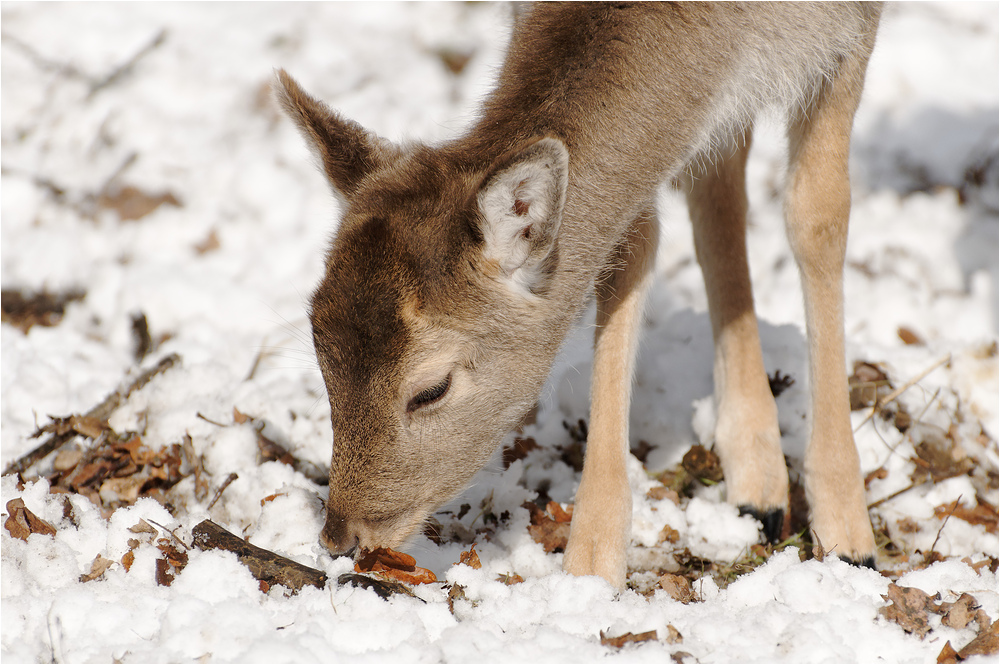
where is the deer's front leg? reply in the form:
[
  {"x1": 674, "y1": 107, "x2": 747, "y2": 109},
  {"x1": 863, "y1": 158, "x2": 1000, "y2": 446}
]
[{"x1": 563, "y1": 210, "x2": 658, "y2": 588}]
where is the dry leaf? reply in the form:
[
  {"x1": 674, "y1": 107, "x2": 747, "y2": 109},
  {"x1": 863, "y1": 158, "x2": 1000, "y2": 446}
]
[
  {"x1": 600, "y1": 630, "x2": 658, "y2": 648},
  {"x1": 497, "y1": 572, "x2": 524, "y2": 585},
  {"x1": 681, "y1": 445, "x2": 723, "y2": 484},
  {"x1": 80, "y1": 554, "x2": 114, "y2": 582},
  {"x1": 647, "y1": 486, "x2": 681, "y2": 504},
  {"x1": 658, "y1": 525, "x2": 681, "y2": 544},
  {"x1": 4, "y1": 498, "x2": 56, "y2": 540},
  {"x1": 934, "y1": 499, "x2": 999, "y2": 534},
  {"x1": 355, "y1": 547, "x2": 437, "y2": 585},
  {"x1": 526, "y1": 511, "x2": 571, "y2": 554},
  {"x1": 129, "y1": 519, "x2": 158, "y2": 535},
  {"x1": 879, "y1": 583, "x2": 940, "y2": 638},
  {"x1": 194, "y1": 229, "x2": 221, "y2": 255},
  {"x1": 937, "y1": 641, "x2": 959, "y2": 664},
  {"x1": 260, "y1": 492, "x2": 287, "y2": 506},
  {"x1": 121, "y1": 550, "x2": 135, "y2": 572},
  {"x1": 897, "y1": 326, "x2": 924, "y2": 346},
  {"x1": 664, "y1": 624, "x2": 683, "y2": 644},
  {"x1": 546, "y1": 501, "x2": 573, "y2": 523},
  {"x1": 1, "y1": 287, "x2": 85, "y2": 333},
  {"x1": 502, "y1": 436, "x2": 538, "y2": 468},
  {"x1": 957, "y1": 618, "x2": 999, "y2": 660},
  {"x1": 659, "y1": 574, "x2": 696, "y2": 604},
  {"x1": 155, "y1": 558, "x2": 175, "y2": 586},
  {"x1": 458, "y1": 544, "x2": 482, "y2": 569},
  {"x1": 98, "y1": 185, "x2": 181, "y2": 222},
  {"x1": 939, "y1": 593, "x2": 980, "y2": 630}
]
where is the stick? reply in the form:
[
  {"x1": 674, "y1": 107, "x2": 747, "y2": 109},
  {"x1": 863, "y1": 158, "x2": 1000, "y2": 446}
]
[
  {"x1": 86, "y1": 29, "x2": 167, "y2": 100},
  {"x1": 3, "y1": 353, "x2": 181, "y2": 477},
  {"x1": 854, "y1": 354, "x2": 951, "y2": 433},
  {"x1": 191, "y1": 519, "x2": 327, "y2": 593},
  {"x1": 928, "y1": 496, "x2": 960, "y2": 559},
  {"x1": 206, "y1": 473, "x2": 238, "y2": 511}
]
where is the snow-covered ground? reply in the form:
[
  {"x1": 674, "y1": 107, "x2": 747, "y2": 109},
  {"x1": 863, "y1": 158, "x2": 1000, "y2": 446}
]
[{"x1": 2, "y1": 2, "x2": 997, "y2": 662}]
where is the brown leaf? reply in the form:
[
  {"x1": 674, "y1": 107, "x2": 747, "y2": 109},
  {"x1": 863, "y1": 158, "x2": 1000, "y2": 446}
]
[
  {"x1": 354, "y1": 547, "x2": 437, "y2": 585},
  {"x1": 502, "y1": 436, "x2": 538, "y2": 468},
  {"x1": 527, "y1": 519, "x2": 570, "y2": 554},
  {"x1": 934, "y1": 499, "x2": 999, "y2": 534},
  {"x1": 447, "y1": 583, "x2": 469, "y2": 614},
  {"x1": 155, "y1": 558, "x2": 175, "y2": 586},
  {"x1": 957, "y1": 619, "x2": 999, "y2": 660},
  {"x1": 232, "y1": 407, "x2": 251, "y2": 424},
  {"x1": 647, "y1": 486, "x2": 681, "y2": 504},
  {"x1": 497, "y1": 572, "x2": 524, "y2": 585},
  {"x1": 937, "y1": 641, "x2": 959, "y2": 664},
  {"x1": 940, "y1": 593, "x2": 980, "y2": 630},
  {"x1": 898, "y1": 326, "x2": 925, "y2": 346},
  {"x1": 121, "y1": 549, "x2": 135, "y2": 572},
  {"x1": 879, "y1": 583, "x2": 940, "y2": 638},
  {"x1": 129, "y1": 519, "x2": 158, "y2": 535},
  {"x1": 546, "y1": 501, "x2": 573, "y2": 524},
  {"x1": 1, "y1": 288, "x2": 86, "y2": 333},
  {"x1": 194, "y1": 229, "x2": 221, "y2": 255},
  {"x1": 664, "y1": 624, "x2": 683, "y2": 644},
  {"x1": 631, "y1": 440, "x2": 654, "y2": 464},
  {"x1": 79, "y1": 554, "x2": 114, "y2": 582},
  {"x1": 97, "y1": 185, "x2": 181, "y2": 222},
  {"x1": 659, "y1": 574, "x2": 696, "y2": 604},
  {"x1": 99, "y1": 476, "x2": 145, "y2": 505},
  {"x1": 260, "y1": 492, "x2": 287, "y2": 506},
  {"x1": 4, "y1": 498, "x2": 56, "y2": 540},
  {"x1": 849, "y1": 361, "x2": 892, "y2": 410},
  {"x1": 53, "y1": 449, "x2": 84, "y2": 472},
  {"x1": 681, "y1": 445, "x2": 723, "y2": 484},
  {"x1": 865, "y1": 467, "x2": 889, "y2": 487},
  {"x1": 600, "y1": 630, "x2": 658, "y2": 648},
  {"x1": 523, "y1": 501, "x2": 571, "y2": 553},
  {"x1": 356, "y1": 547, "x2": 417, "y2": 572},
  {"x1": 458, "y1": 544, "x2": 482, "y2": 569},
  {"x1": 658, "y1": 525, "x2": 681, "y2": 544}
]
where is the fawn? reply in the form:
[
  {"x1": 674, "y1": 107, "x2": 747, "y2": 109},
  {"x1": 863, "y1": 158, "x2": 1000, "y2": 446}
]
[{"x1": 276, "y1": 2, "x2": 882, "y2": 588}]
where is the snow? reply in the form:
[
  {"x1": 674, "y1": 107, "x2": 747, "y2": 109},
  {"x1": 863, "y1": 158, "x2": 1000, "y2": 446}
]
[{"x1": 2, "y1": 1, "x2": 997, "y2": 662}]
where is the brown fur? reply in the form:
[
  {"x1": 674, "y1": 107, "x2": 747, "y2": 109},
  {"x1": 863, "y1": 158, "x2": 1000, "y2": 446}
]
[{"x1": 276, "y1": 2, "x2": 883, "y2": 587}]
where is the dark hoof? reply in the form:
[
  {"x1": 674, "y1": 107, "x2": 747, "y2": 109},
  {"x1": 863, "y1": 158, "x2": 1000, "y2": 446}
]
[
  {"x1": 840, "y1": 554, "x2": 877, "y2": 571},
  {"x1": 738, "y1": 505, "x2": 784, "y2": 543}
]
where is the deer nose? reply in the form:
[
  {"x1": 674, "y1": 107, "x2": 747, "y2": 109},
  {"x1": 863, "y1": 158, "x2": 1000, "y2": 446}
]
[{"x1": 320, "y1": 511, "x2": 359, "y2": 557}]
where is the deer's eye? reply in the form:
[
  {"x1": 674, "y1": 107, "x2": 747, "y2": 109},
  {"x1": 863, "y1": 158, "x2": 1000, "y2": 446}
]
[{"x1": 407, "y1": 374, "x2": 451, "y2": 413}]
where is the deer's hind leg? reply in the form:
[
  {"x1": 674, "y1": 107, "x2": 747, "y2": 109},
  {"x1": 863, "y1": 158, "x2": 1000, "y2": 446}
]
[
  {"x1": 685, "y1": 129, "x2": 789, "y2": 540},
  {"x1": 563, "y1": 207, "x2": 658, "y2": 588},
  {"x1": 784, "y1": 37, "x2": 878, "y2": 567}
]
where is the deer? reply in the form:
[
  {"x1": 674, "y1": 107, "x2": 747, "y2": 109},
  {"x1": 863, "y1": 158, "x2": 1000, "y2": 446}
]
[{"x1": 275, "y1": 1, "x2": 883, "y2": 589}]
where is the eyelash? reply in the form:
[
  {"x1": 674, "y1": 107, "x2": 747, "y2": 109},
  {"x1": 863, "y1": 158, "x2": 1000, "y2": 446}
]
[{"x1": 407, "y1": 374, "x2": 451, "y2": 413}]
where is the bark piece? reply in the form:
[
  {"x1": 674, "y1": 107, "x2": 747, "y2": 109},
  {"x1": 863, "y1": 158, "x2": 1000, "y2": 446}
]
[{"x1": 191, "y1": 519, "x2": 326, "y2": 593}]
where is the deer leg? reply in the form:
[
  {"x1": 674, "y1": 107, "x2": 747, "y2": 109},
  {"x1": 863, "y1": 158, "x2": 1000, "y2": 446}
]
[
  {"x1": 784, "y1": 39, "x2": 878, "y2": 567},
  {"x1": 686, "y1": 129, "x2": 789, "y2": 540},
  {"x1": 563, "y1": 208, "x2": 658, "y2": 588}
]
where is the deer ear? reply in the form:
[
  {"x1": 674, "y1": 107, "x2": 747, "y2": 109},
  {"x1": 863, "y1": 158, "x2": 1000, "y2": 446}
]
[
  {"x1": 477, "y1": 137, "x2": 569, "y2": 295},
  {"x1": 274, "y1": 69, "x2": 395, "y2": 198}
]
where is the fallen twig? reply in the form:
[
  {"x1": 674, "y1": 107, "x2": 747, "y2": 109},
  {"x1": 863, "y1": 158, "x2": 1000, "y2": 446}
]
[
  {"x1": 191, "y1": 519, "x2": 327, "y2": 593},
  {"x1": 928, "y1": 496, "x2": 961, "y2": 559},
  {"x1": 854, "y1": 354, "x2": 951, "y2": 433},
  {"x1": 86, "y1": 29, "x2": 167, "y2": 100},
  {"x1": 206, "y1": 472, "x2": 239, "y2": 511},
  {"x1": 3, "y1": 353, "x2": 181, "y2": 477}
]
